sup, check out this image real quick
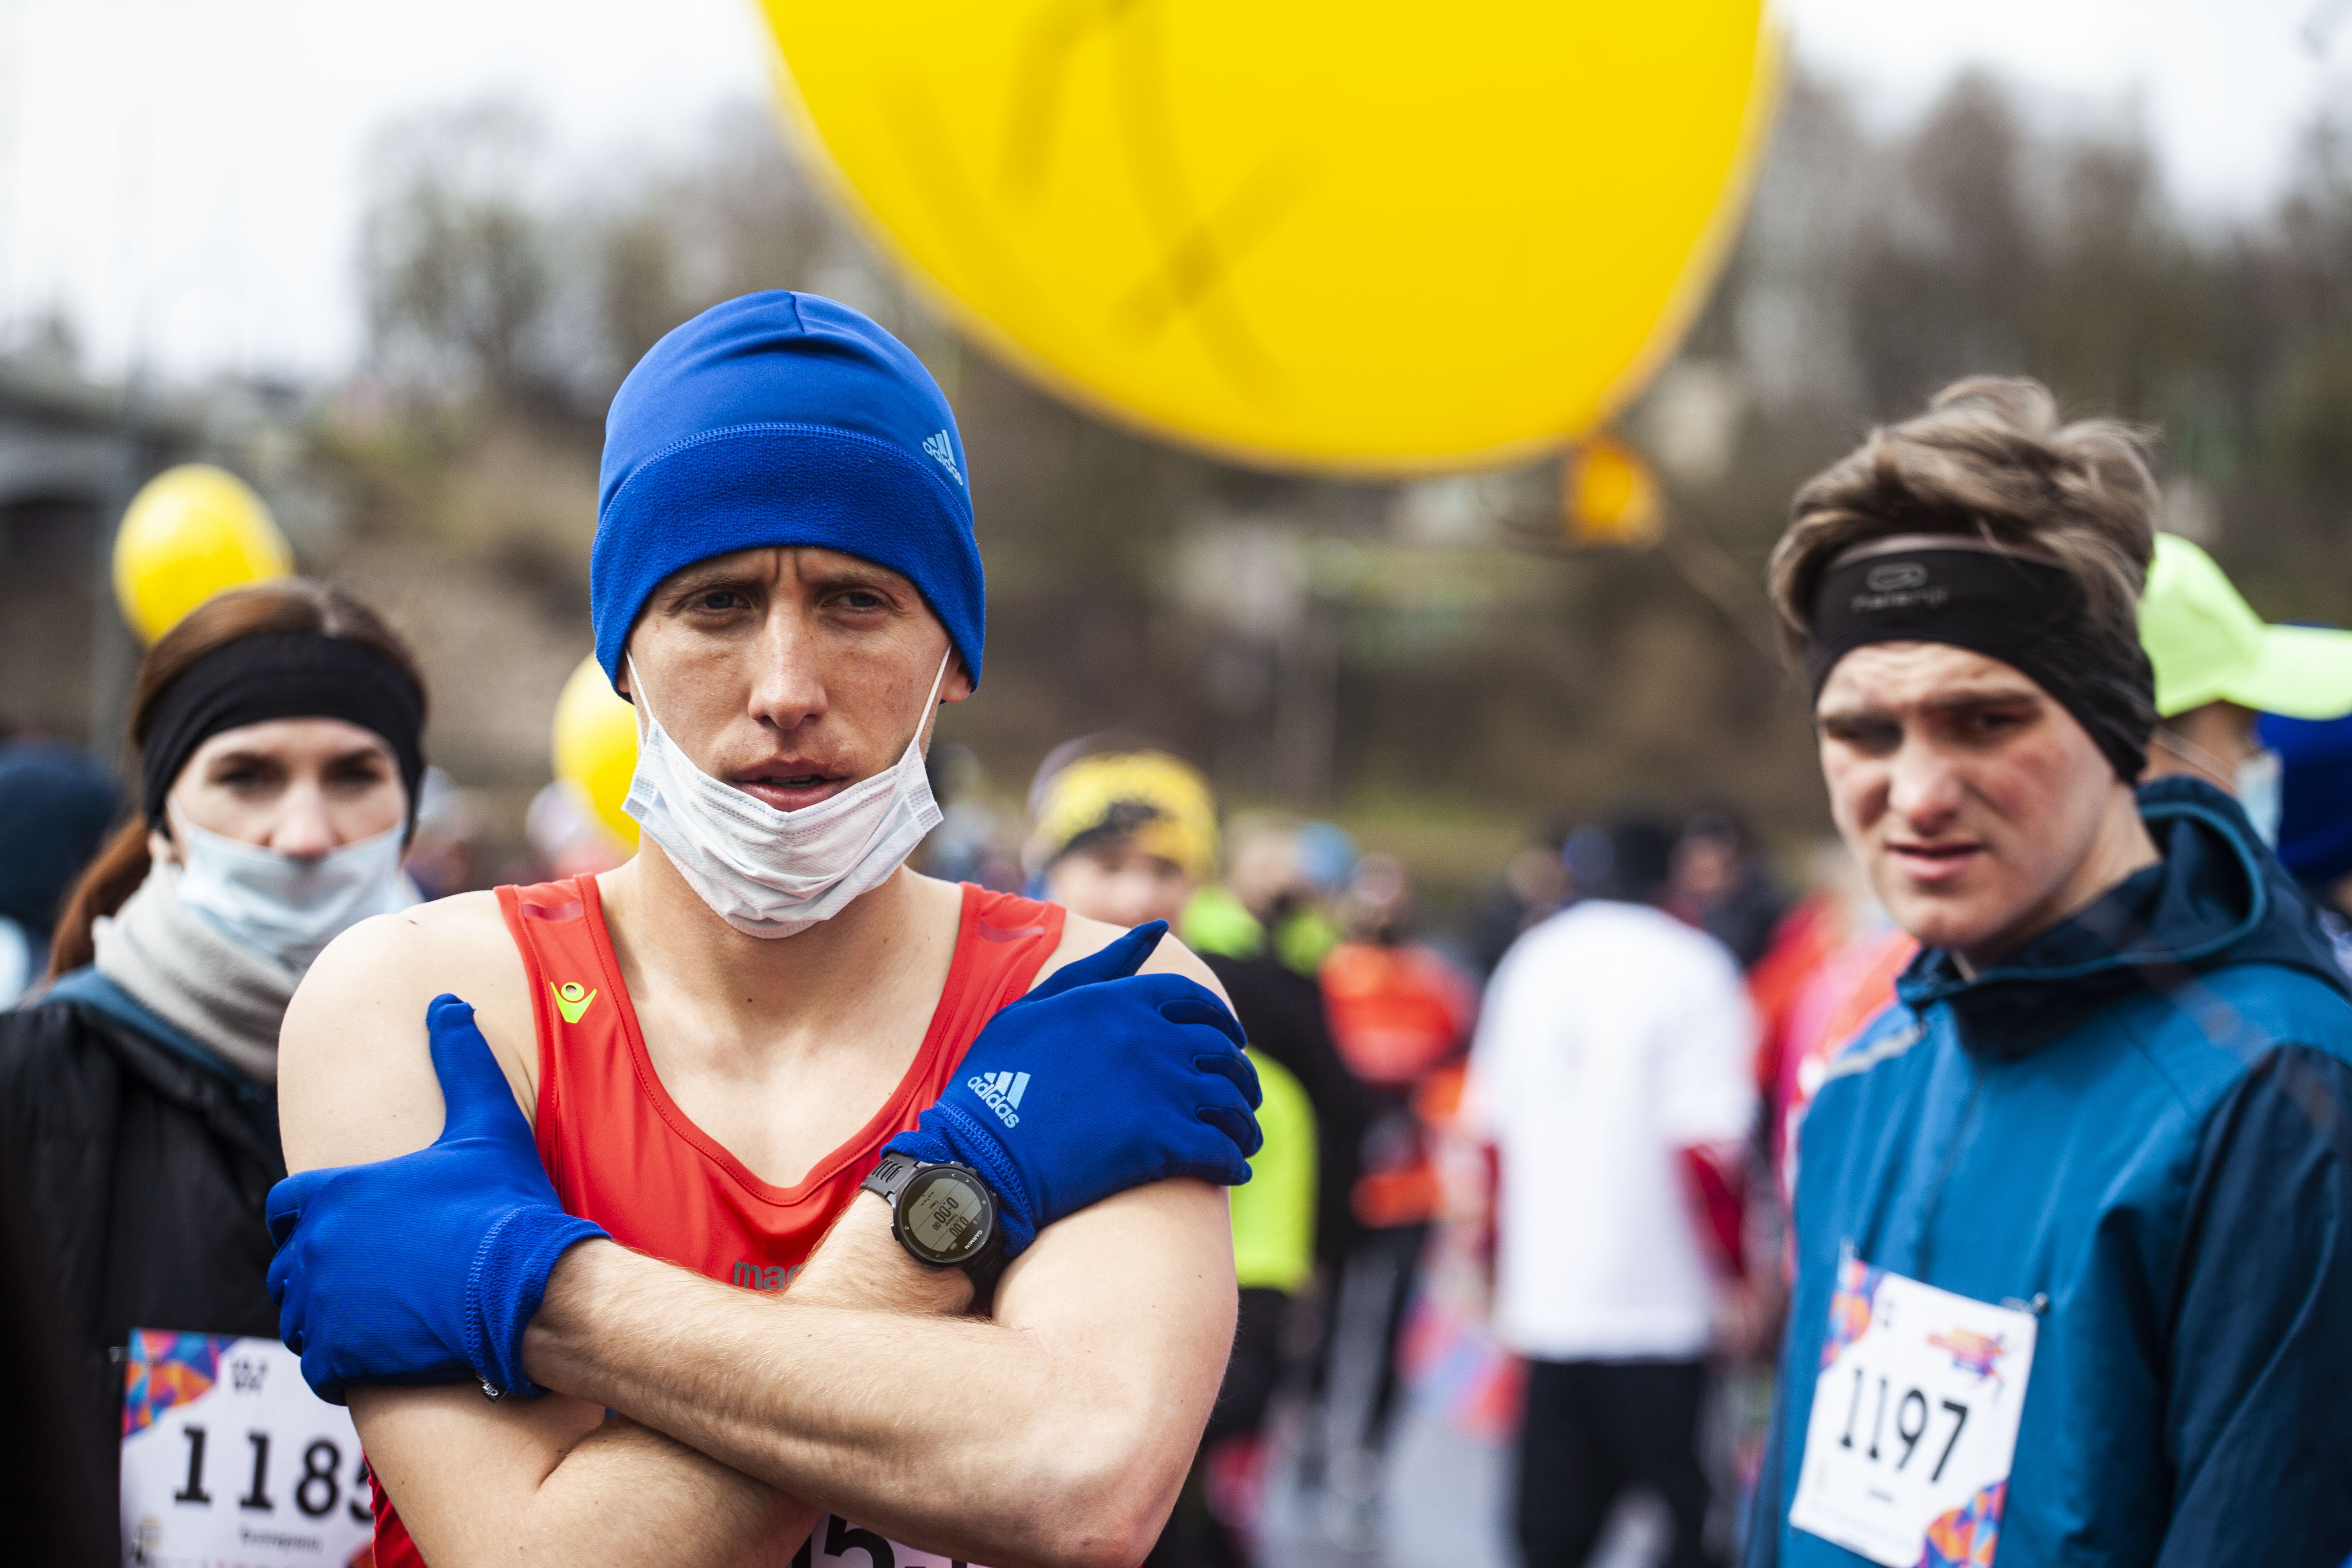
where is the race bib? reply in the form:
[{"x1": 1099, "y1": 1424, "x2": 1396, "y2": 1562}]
[
  {"x1": 1787, "y1": 1253, "x2": 2038, "y2": 1567},
  {"x1": 794, "y1": 1512, "x2": 988, "y2": 1568},
  {"x1": 121, "y1": 1330, "x2": 374, "y2": 1568}
]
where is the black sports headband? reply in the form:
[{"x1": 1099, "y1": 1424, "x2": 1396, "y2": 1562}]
[
  {"x1": 1806, "y1": 534, "x2": 2154, "y2": 780},
  {"x1": 141, "y1": 631, "x2": 428, "y2": 829}
]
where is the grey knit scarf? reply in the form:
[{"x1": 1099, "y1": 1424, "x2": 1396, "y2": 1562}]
[{"x1": 93, "y1": 861, "x2": 300, "y2": 1084}]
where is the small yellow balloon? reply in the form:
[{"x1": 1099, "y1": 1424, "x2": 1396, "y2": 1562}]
[
  {"x1": 1565, "y1": 435, "x2": 1663, "y2": 549},
  {"x1": 551, "y1": 654, "x2": 641, "y2": 850},
  {"x1": 112, "y1": 464, "x2": 293, "y2": 643},
  {"x1": 760, "y1": 1, "x2": 1779, "y2": 472}
]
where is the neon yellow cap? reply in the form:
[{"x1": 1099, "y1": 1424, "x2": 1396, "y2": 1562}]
[{"x1": 2139, "y1": 534, "x2": 2352, "y2": 719}]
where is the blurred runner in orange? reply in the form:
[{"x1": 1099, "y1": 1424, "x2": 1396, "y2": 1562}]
[
  {"x1": 1314, "y1": 854, "x2": 1477, "y2": 1523},
  {"x1": 1746, "y1": 847, "x2": 1916, "y2": 1222}
]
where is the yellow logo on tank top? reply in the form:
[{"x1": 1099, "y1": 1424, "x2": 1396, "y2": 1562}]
[{"x1": 551, "y1": 981, "x2": 598, "y2": 1025}]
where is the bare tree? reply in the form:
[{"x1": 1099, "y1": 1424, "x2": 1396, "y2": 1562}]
[{"x1": 359, "y1": 101, "x2": 562, "y2": 418}]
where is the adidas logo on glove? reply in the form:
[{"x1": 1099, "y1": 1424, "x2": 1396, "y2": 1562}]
[{"x1": 969, "y1": 1070, "x2": 1030, "y2": 1127}]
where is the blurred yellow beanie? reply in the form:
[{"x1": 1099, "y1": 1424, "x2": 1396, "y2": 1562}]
[{"x1": 1030, "y1": 751, "x2": 1219, "y2": 882}]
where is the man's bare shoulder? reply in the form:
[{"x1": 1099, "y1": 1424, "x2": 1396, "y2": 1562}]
[
  {"x1": 334, "y1": 888, "x2": 513, "y2": 966},
  {"x1": 280, "y1": 891, "x2": 537, "y2": 1172},
  {"x1": 291, "y1": 890, "x2": 523, "y2": 1025},
  {"x1": 1035, "y1": 910, "x2": 1233, "y2": 1009}
]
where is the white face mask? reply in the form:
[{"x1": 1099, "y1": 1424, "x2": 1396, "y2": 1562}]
[
  {"x1": 2236, "y1": 747, "x2": 2284, "y2": 848},
  {"x1": 624, "y1": 651, "x2": 949, "y2": 939},
  {"x1": 172, "y1": 815, "x2": 418, "y2": 972}
]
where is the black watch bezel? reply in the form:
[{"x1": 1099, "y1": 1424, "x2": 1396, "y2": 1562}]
[{"x1": 862, "y1": 1153, "x2": 1003, "y2": 1276}]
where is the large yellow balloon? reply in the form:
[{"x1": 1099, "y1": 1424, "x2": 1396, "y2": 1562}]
[
  {"x1": 760, "y1": 1, "x2": 1778, "y2": 473},
  {"x1": 112, "y1": 464, "x2": 293, "y2": 643},
  {"x1": 551, "y1": 654, "x2": 642, "y2": 850}
]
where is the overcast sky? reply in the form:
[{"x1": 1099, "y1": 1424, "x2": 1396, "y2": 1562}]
[{"x1": 2, "y1": 0, "x2": 2344, "y2": 385}]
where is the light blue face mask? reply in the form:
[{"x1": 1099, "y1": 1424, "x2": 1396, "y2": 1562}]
[
  {"x1": 2236, "y1": 748, "x2": 2284, "y2": 848},
  {"x1": 172, "y1": 816, "x2": 418, "y2": 972}
]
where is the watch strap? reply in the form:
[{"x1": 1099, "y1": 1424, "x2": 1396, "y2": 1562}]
[
  {"x1": 960, "y1": 1225, "x2": 1008, "y2": 1303},
  {"x1": 861, "y1": 1150, "x2": 920, "y2": 1205}
]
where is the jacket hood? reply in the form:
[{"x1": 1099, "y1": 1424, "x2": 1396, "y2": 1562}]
[{"x1": 1895, "y1": 776, "x2": 2352, "y2": 1060}]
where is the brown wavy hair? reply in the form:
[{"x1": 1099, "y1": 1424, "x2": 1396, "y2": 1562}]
[
  {"x1": 46, "y1": 581, "x2": 425, "y2": 979},
  {"x1": 1767, "y1": 377, "x2": 2158, "y2": 668}
]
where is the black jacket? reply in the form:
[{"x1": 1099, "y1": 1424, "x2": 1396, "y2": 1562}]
[
  {"x1": 0, "y1": 981, "x2": 283, "y2": 1466},
  {"x1": 1200, "y1": 952, "x2": 1370, "y2": 1278}
]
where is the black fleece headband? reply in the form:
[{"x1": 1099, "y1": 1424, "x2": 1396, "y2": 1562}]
[
  {"x1": 1806, "y1": 535, "x2": 2154, "y2": 780},
  {"x1": 141, "y1": 632, "x2": 427, "y2": 828}
]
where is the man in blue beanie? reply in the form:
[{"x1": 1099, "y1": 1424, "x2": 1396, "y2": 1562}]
[{"x1": 265, "y1": 294, "x2": 1264, "y2": 1568}]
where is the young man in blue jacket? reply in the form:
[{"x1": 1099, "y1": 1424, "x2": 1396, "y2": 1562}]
[{"x1": 1747, "y1": 377, "x2": 2352, "y2": 1568}]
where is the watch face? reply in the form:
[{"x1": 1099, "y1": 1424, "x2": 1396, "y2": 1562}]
[{"x1": 899, "y1": 1166, "x2": 993, "y2": 1266}]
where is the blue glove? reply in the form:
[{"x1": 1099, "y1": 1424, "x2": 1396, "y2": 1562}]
[
  {"x1": 265, "y1": 994, "x2": 607, "y2": 1404},
  {"x1": 883, "y1": 921, "x2": 1261, "y2": 1256}
]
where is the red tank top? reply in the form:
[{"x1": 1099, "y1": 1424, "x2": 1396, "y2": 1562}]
[{"x1": 371, "y1": 875, "x2": 1065, "y2": 1567}]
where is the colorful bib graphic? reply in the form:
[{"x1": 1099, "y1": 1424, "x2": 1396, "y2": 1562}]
[
  {"x1": 1921, "y1": 1480, "x2": 2007, "y2": 1568},
  {"x1": 123, "y1": 1328, "x2": 224, "y2": 1437},
  {"x1": 1821, "y1": 1251, "x2": 1881, "y2": 1368}
]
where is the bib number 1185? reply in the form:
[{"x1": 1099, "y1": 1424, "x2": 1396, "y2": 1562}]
[
  {"x1": 121, "y1": 1330, "x2": 376, "y2": 1567},
  {"x1": 164, "y1": 1423, "x2": 370, "y2": 1520}
]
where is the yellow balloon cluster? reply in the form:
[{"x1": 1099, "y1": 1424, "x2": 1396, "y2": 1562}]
[
  {"x1": 761, "y1": 0, "x2": 1777, "y2": 472},
  {"x1": 111, "y1": 464, "x2": 293, "y2": 643},
  {"x1": 551, "y1": 654, "x2": 642, "y2": 850}
]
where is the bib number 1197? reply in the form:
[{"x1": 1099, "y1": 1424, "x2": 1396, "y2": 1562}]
[{"x1": 1787, "y1": 1255, "x2": 2038, "y2": 1567}]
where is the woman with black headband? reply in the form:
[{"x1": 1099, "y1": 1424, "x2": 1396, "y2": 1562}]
[
  {"x1": 1741, "y1": 379, "x2": 2352, "y2": 1567},
  {"x1": 0, "y1": 579, "x2": 426, "y2": 1509}
]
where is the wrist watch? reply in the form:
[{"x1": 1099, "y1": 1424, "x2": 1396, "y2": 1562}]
[{"x1": 860, "y1": 1151, "x2": 1006, "y2": 1295}]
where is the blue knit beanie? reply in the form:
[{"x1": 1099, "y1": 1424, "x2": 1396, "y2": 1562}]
[
  {"x1": 2261, "y1": 709, "x2": 2352, "y2": 892},
  {"x1": 591, "y1": 291, "x2": 982, "y2": 687}
]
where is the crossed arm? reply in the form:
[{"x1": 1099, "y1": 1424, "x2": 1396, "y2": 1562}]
[
  {"x1": 279, "y1": 904, "x2": 1238, "y2": 1568},
  {"x1": 353, "y1": 1182, "x2": 1232, "y2": 1568}
]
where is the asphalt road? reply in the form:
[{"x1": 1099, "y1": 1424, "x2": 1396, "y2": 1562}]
[{"x1": 1255, "y1": 1395, "x2": 1669, "y2": 1568}]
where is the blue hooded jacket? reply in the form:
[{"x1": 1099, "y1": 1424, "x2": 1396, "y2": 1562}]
[{"x1": 1750, "y1": 777, "x2": 2352, "y2": 1568}]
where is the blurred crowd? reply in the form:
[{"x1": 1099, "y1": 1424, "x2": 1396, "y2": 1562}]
[
  {"x1": 10, "y1": 521, "x2": 2343, "y2": 1562},
  {"x1": 6, "y1": 348, "x2": 2352, "y2": 1568},
  {"x1": 8, "y1": 524, "x2": 2352, "y2": 1562}
]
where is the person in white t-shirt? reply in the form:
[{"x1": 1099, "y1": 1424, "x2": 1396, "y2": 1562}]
[{"x1": 1462, "y1": 818, "x2": 1756, "y2": 1568}]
